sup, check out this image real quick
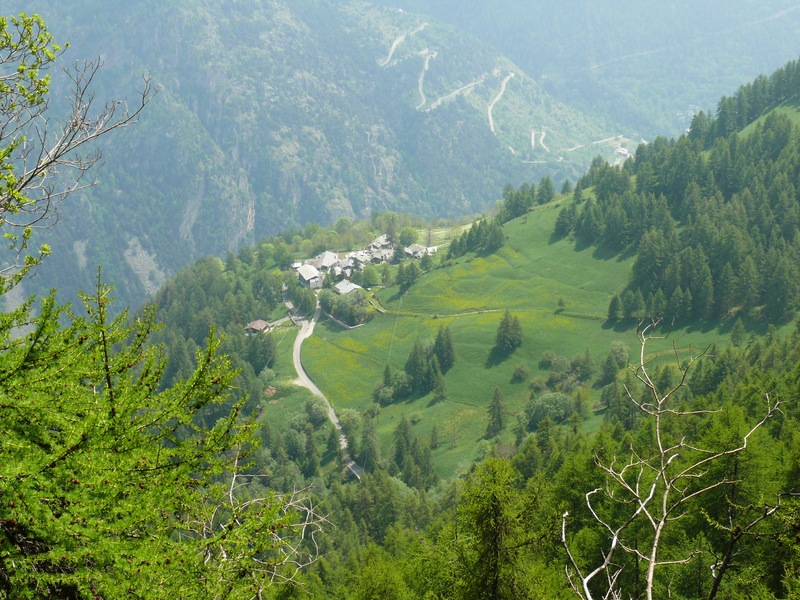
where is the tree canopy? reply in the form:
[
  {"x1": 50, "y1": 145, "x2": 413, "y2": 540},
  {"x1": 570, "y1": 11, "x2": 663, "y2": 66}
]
[{"x1": 0, "y1": 15, "x2": 322, "y2": 597}]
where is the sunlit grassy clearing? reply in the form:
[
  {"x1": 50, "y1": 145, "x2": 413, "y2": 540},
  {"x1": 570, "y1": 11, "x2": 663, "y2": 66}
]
[{"x1": 302, "y1": 201, "x2": 738, "y2": 477}]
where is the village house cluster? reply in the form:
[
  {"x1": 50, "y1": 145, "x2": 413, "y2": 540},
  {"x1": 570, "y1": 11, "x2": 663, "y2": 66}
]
[
  {"x1": 293, "y1": 234, "x2": 436, "y2": 292},
  {"x1": 244, "y1": 234, "x2": 437, "y2": 335}
]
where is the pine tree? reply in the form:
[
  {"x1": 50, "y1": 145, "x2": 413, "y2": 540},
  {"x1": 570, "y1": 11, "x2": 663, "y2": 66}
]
[
  {"x1": 433, "y1": 324, "x2": 456, "y2": 373},
  {"x1": 432, "y1": 358, "x2": 446, "y2": 402},
  {"x1": 328, "y1": 424, "x2": 342, "y2": 457},
  {"x1": 430, "y1": 424, "x2": 440, "y2": 449},
  {"x1": 1, "y1": 281, "x2": 324, "y2": 596},
  {"x1": 495, "y1": 310, "x2": 523, "y2": 353},
  {"x1": 486, "y1": 387, "x2": 505, "y2": 438},
  {"x1": 730, "y1": 318, "x2": 745, "y2": 347},
  {"x1": 607, "y1": 294, "x2": 623, "y2": 321},
  {"x1": 404, "y1": 337, "x2": 429, "y2": 392},
  {"x1": 359, "y1": 418, "x2": 382, "y2": 472},
  {"x1": 484, "y1": 220, "x2": 505, "y2": 251},
  {"x1": 393, "y1": 416, "x2": 412, "y2": 471},
  {"x1": 536, "y1": 175, "x2": 556, "y2": 204}
]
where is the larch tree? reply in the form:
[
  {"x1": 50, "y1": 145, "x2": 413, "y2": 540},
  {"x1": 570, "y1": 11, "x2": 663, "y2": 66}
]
[{"x1": 0, "y1": 14, "x2": 325, "y2": 598}]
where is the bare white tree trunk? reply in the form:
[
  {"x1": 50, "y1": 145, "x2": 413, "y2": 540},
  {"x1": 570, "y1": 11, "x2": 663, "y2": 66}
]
[{"x1": 563, "y1": 319, "x2": 782, "y2": 599}]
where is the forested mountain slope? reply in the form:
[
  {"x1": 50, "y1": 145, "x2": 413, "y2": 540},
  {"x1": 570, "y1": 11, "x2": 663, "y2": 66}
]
[
  {"x1": 371, "y1": 0, "x2": 800, "y2": 136},
  {"x1": 557, "y1": 56, "x2": 800, "y2": 324},
  {"x1": 15, "y1": 0, "x2": 614, "y2": 308}
]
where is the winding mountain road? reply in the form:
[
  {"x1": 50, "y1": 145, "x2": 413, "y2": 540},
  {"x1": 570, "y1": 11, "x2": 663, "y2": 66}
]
[
  {"x1": 416, "y1": 49, "x2": 436, "y2": 110},
  {"x1": 291, "y1": 304, "x2": 363, "y2": 480},
  {"x1": 380, "y1": 22, "x2": 427, "y2": 67},
  {"x1": 488, "y1": 72, "x2": 514, "y2": 134},
  {"x1": 426, "y1": 76, "x2": 486, "y2": 111}
]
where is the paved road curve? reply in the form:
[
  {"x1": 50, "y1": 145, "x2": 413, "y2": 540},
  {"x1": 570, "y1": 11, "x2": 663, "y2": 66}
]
[{"x1": 291, "y1": 304, "x2": 364, "y2": 480}]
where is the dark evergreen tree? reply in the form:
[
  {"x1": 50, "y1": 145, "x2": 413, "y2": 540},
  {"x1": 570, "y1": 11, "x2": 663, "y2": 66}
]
[
  {"x1": 485, "y1": 387, "x2": 505, "y2": 438},
  {"x1": 433, "y1": 324, "x2": 456, "y2": 373},
  {"x1": 404, "y1": 337, "x2": 431, "y2": 393},
  {"x1": 536, "y1": 176, "x2": 556, "y2": 205},
  {"x1": 495, "y1": 310, "x2": 523, "y2": 353},
  {"x1": 607, "y1": 294, "x2": 622, "y2": 321},
  {"x1": 484, "y1": 220, "x2": 505, "y2": 251},
  {"x1": 359, "y1": 419, "x2": 382, "y2": 473},
  {"x1": 554, "y1": 202, "x2": 577, "y2": 237}
]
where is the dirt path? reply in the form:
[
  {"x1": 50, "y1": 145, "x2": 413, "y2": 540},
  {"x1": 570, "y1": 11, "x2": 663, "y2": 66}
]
[
  {"x1": 539, "y1": 129, "x2": 549, "y2": 152},
  {"x1": 380, "y1": 22, "x2": 427, "y2": 67},
  {"x1": 488, "y1": 72, "x2": 515, "y2": 133},
  {"x1": 426, "y1": 76, "x2": 486, "y2": 111},
  {"x1": 416, "y1": 49, "x2": 436, "y2": 110},
  {"x1": 290, "y1": 304, "x2": 363, "y2": 480}
]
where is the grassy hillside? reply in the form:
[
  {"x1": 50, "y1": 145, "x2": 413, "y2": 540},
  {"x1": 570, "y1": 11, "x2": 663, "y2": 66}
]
[
  {"x1": 740, "y1": 97, "x2": 800, "y2": 135},
  {"x1": 299, "y1": 201, "x2": 733, "y2": 478}
]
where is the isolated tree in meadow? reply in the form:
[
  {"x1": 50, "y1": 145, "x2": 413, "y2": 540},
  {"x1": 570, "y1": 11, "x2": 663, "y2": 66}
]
[
  {"x1": 0, "y1": 14, "x2": 324, "y2": 597},
  {"x1": 433, "y1": 323, "x2": 456, "y2": 373},
  {"x1": 495, "y1": 309, "x2": 523, "y2": 353}
]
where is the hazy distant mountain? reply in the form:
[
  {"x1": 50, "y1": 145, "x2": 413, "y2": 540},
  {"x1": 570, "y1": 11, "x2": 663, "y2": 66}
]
[
  {"x1": 15, "y1": 1, "x2": 800, "y2": 309},
  {"x1": 370, "y1": 0, "x2": 800, "y2": 136},
  {"x1": 17, "y1": 0, "x2": 622, "y2": 307}
]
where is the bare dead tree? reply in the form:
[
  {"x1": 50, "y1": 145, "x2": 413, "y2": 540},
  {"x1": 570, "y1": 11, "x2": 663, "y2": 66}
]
[
  {"x1": 186, "y1": 452, "x2": 330, "y2": 598},
  {"x1": 0, "y1": 14, "x2": 153, "y2": 290},
  {"x1": 562, "y1": 319, "x2": 782, "y2": 600}
]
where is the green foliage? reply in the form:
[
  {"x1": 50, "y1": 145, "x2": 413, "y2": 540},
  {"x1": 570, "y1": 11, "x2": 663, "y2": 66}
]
[
  {"x1": 554, "y1": 202, "x2": 577, "y2": 238},
  {"x1": 499, "y1": 182, "x2": 535, "y2": 222},
  {"x1": 569, "y1": 68, "x2": 800, "y2": 324},
  {"x1": 320, "y1": 288, "x2": 373, "y2": 326},
  {"x1": 485, "y1": 387, "x2": 505, "y2": 438},
  {"x1": 447, "y1": 218, "x2": 504, "y2": 258},
  {"x1": 0, "y1": 280, "x2": 320, "y2": 597},
  {"x1": 536, "y1": 176, "x2": 555, "y2": 205},
  {"x1": 494, "y1": 309, "x2": 523, "y2": 354},
  {"x1": 288, "y1": 279, "x2": 316, "y2": 316},
  {"x1": 599, "y1": 340, "x2": 629, "y2": 385},
  {"x1": 511, "y1": 363, "x2": 530, "y2": 383},
  {"x1": 524, "y1": 391, "x2": 573, "y2": 429},
  {"x1": 396, "y1": 261, "x2": 420, "y2": 291},
  {"x1": 398, "y1": 227, "x2": 418, "y2": 247},
  {"x1": 433, "y1": 324, "x2": 456, "y2": 373}
]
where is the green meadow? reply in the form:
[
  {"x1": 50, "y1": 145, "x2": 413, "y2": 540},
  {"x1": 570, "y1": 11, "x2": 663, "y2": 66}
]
[
  {"x1": 302, "y1": 203, "x2": 737, "y2": 478},
  {"x1": 740, "y1": 98, "x2": 800, "y2": 134},
  {"x1": 257, "y1": 324, "x2": 315, "y2": 426}
]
